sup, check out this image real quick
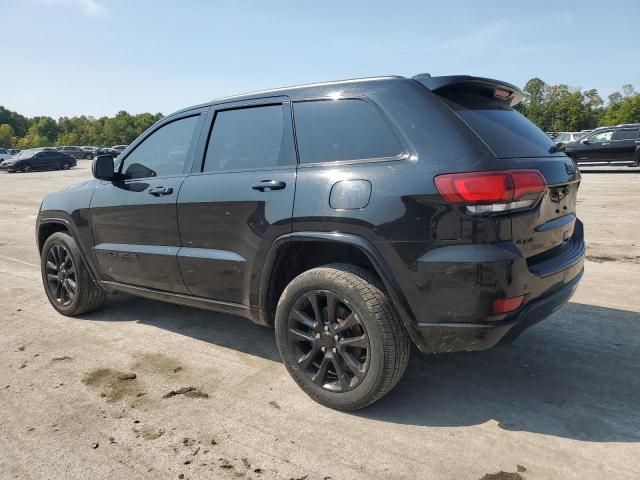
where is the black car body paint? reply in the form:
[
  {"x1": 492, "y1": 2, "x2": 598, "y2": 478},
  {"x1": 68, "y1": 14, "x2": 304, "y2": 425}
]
[{"x1": 36, "y1": 75, "x2": 585, "y2": 354}]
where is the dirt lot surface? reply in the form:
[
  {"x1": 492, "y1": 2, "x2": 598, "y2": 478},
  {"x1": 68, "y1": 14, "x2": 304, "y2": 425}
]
[{"x1": 1, "y1": 162, "x2": 639, "y2": 479}]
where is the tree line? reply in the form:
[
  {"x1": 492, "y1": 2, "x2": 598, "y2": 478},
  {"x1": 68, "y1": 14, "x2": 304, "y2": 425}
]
[
  {"x1": 1, "y1": 78, "x2": 640, "y2": 149},
  {"x1": 0, "y1": 108, "x2": 163, "y2": 149},
  {"x1": 518, "y1": 78, "x2": 640, "y2": 132}
]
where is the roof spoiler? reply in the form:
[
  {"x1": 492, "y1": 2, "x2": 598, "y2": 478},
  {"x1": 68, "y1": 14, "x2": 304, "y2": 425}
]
[{"x1": 412, "y1": 74, "x2": 524, "y2": 107}]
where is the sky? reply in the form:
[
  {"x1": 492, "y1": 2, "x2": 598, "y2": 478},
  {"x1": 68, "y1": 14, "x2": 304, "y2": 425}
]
[{"x1": 1, "y1": 0, "x2": 639, "y2": 118}]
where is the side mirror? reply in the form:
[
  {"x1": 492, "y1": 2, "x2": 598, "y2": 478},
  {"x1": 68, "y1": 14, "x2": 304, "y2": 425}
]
[
  {"x1": 581, "y1": 139, "x2": 589, "y2": 144},
  {"x1": 92, "y1": 154, "x2": 116, "y2": 180}
]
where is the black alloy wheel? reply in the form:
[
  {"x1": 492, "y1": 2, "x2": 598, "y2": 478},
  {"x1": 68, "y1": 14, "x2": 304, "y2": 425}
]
[
  {"x1": 44, "y1": 243, "x2": 77, "y2": 307},
  {"x1": 21, "y1": 162, "x2": 32, "y2": 172},
  {"x1": 286, "y1": 290, "x2": 370, "y2": 392},
  {"x1": 61, "y1": 161, "x2": 71, "y2": 170}
]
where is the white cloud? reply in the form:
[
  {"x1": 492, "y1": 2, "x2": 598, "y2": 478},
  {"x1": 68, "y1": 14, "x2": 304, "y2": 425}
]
[{"x1": 40, "y1": 0, "x2": 108, "y2": 18}]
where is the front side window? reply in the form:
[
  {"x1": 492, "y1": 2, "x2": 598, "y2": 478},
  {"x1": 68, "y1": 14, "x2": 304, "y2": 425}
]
[
  {"x1": 203, "y1": 105, "x2": 285, "y2": 172},
  {"x1": 293, "y1": 99, "x2": 403, "y2": 164},
  {"x1": 587, "y1": 130, "x2": 613, "y2": 142},
  {"x1": 613, "y1": 129, "x2": 639, "y2": 141},
  {"x1": 120, "y1": 115, "x2": 199, "y2": 179}
]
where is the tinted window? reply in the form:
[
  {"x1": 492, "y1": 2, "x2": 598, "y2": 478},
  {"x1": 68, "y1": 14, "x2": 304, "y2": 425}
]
[
  {"x1": 441, "y1": 91, "x2": 558, "y2": 158},
  {"x1": 588, "y1": 130, "x2": 613, "y2": 142},
  {"x1": 121, "y1": 115, "x2": 199, "y2": 179},
  {"x1": 293, "y1": 99, "x2": 403, "y2": 164},
  {"x1": 613, "y1": 129, "x2": 639, "y2": 140},
  {"x1": 203, "y1": 105, "x2": 284, "y2": 172}
]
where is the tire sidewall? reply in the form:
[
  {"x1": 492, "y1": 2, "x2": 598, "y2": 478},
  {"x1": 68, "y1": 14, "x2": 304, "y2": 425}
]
[
  {"x1": 41, "y1": 232, "x2": 87, "y2": 315},
  {"x1": 275, "y1": 268, "x2": 388, "y2": 410}
]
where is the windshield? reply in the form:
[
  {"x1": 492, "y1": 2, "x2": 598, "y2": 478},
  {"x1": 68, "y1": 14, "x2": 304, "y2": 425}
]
[
  {"x1": 439, "y1": 89, "x2": 562, "y2": 158},
  {"x1": 12, "y1": 149, "x2": 40, "y2": 159}
]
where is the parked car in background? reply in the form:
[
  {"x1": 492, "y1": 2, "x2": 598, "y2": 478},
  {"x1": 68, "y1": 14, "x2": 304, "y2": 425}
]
[
  {"x1": 9, "y1": 149, "x2": 21, "y2": 155},
  {"x1": 81, "y1": 146, "x2": 98, "y2": 156},
  {"x1": 0, "y1": 148, "x2": 13, "y2": 162},
  {"x1": 57, "y1": 146, "x2": 94, "y2": 160},
  {"x1": 95, "y1": 147, "x2": 121, "y2": 158},
  {"x1": 36, "y1": 74, "x2": 584, "y2": 410},
  {"x1": 0, "y1": 148, "x2": 76, "y2": 173},
  {"x1": 564, "y1": 124, "x2": 640, "y2": 166},
  {"x1": 111, "y1": 144, "x2": 128, "y2": 152}
]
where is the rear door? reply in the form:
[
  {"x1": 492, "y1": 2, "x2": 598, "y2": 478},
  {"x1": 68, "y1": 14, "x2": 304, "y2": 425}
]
[
  {"x1": 90, "y1": 110, "x2": 205, "y2": 293},
  {"x1": 611, "y1": 128, "x2": 640, "y2": 163},
  {"x1": 177, "y1": 97, "x2": 296, "y2": 307}
]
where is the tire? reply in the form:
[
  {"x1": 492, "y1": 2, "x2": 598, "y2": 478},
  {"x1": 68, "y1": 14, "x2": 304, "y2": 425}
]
[
  {"x1": 275, "y1": 263, "x2": 410, "y2": 411},
  {"x1": 21, "y1": 162, "x2": 32, "y2": 173},
  {"x1": 60, "y1": 161, "x2": 70, "y2": 170},
  {"x1": 85, "y1": 154, "x2": 92, "y2": 160},
  {"x1": 41, "y1": 232, "x2": 106, "y2": 316}
]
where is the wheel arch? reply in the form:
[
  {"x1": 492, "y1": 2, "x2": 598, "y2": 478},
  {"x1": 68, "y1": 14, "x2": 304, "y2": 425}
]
[
  {"x1": 257, "y1": 232, "x2": 422, "y2": 347},
  {"x1": 37, "y1": 217, "x2": 102, "y2": 285}
]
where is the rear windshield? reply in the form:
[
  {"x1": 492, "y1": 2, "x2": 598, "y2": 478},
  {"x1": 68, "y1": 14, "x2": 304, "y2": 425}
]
[{"x1": 439, "y1": 88, "x2": 561, "y2": 158}]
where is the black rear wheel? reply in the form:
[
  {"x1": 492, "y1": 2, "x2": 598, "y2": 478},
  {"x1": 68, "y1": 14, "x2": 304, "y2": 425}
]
[
  {"x1": 60, "y1": 161, "x2": 70, "y2": 170},
  {"x1": 275, "y1": 264, "x2": 410, "y2": 410}
]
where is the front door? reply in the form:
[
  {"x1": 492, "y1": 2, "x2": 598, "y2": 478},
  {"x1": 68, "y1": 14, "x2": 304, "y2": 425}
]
[
  {"x1": 177, "y1": 98, "x2": 296, "y2": 307},
  {"x1": 576, "y1": 130, "x2": 614, "y2": 163},
  {"x1": 90, "y1": 111, "x2": 205, "y2": 293}
]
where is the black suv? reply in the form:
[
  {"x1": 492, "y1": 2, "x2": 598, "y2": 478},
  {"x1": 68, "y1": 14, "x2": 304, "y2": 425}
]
[
  {"x1": 563, "y1": 124, "x2": 640, "y2": 166},
  {"x1": 36, "y1": 75, "x2": 585, "y2": 410},
  {"x1": 57, "y1": 146, "x2": 94, "y2": 160}
]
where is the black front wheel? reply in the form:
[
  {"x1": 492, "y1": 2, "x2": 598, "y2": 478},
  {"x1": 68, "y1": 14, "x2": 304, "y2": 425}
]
[
  {"x1": 41, "y1": 232, "x2": 105, "y2": 316},
  {"x1": 21, "y1": 162, "x2": 32, "y2": 173},
  {"x1": 275, "y1": 264, "x2": 410, "y2": 410}
]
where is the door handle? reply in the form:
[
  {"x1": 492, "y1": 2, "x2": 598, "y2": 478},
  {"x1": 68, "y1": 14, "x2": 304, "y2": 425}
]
[
  {"x1": 148, "y1": 186, "x2": 174, "y2": 196},
  {"x1": 251, "y1": 180, "x2": 286, "y2": 192}
]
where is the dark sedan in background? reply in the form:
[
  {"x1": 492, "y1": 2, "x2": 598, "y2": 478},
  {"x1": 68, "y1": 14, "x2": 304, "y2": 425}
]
[
  {"x1": 564, "y1": 124, "x2": 640, "y2": 166},
  {"x1": 0, "y1": 148, "x2": 77, "y2": 173},
  {"x1": 56, "y1": 146, "x2": 94, "y2": 160}
]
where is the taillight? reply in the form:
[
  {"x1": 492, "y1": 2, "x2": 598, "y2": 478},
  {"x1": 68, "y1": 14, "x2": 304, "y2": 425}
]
[
  {"x1": 434, "y1": 170, "x2": 546, "y2": 214},
  {"x1": 493, "y1": 295, "x2": 524, "y2": 314}
]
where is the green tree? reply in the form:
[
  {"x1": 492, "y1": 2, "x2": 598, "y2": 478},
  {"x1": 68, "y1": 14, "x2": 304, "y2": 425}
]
[
  {"x1": 0, "y1": 124, "x2": 16, "y2": 147},
  {"x1": 522, "y1": 78, "x2": 547, "y2": 128}
]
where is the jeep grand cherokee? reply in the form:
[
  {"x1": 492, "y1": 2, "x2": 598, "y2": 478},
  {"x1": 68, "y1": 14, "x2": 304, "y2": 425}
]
[{"x1": 36, "y1": 74, "x2": 585, "y2": 410}]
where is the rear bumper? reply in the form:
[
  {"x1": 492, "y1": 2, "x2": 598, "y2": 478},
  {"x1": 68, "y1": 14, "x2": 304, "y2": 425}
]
[
  {"x1": 407, "y1": 220, "x2": 585, "y2": 353},
  {"x1": 414, "y1": 268, "x2": 583, "y2": 353}
]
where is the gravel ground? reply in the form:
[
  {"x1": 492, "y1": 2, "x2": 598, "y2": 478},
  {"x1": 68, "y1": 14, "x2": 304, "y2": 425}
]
[{"x1": 0, "y1": 162, "x2": 639, "y2": 480}]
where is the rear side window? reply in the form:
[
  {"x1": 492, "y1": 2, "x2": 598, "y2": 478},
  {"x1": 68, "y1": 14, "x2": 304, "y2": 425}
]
[
  {"x1": 203, "y1": 105, "x2": 285, "y2": 172},
  {"x1": 439, "y1": 88, "x2": 559, "y2": 158},
  {"x1": 613, "y1": 129, "x2": 639, "y2": 140},
  {"x1": 293, "y1": 99, "x2": 403, "y2": 164}
]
